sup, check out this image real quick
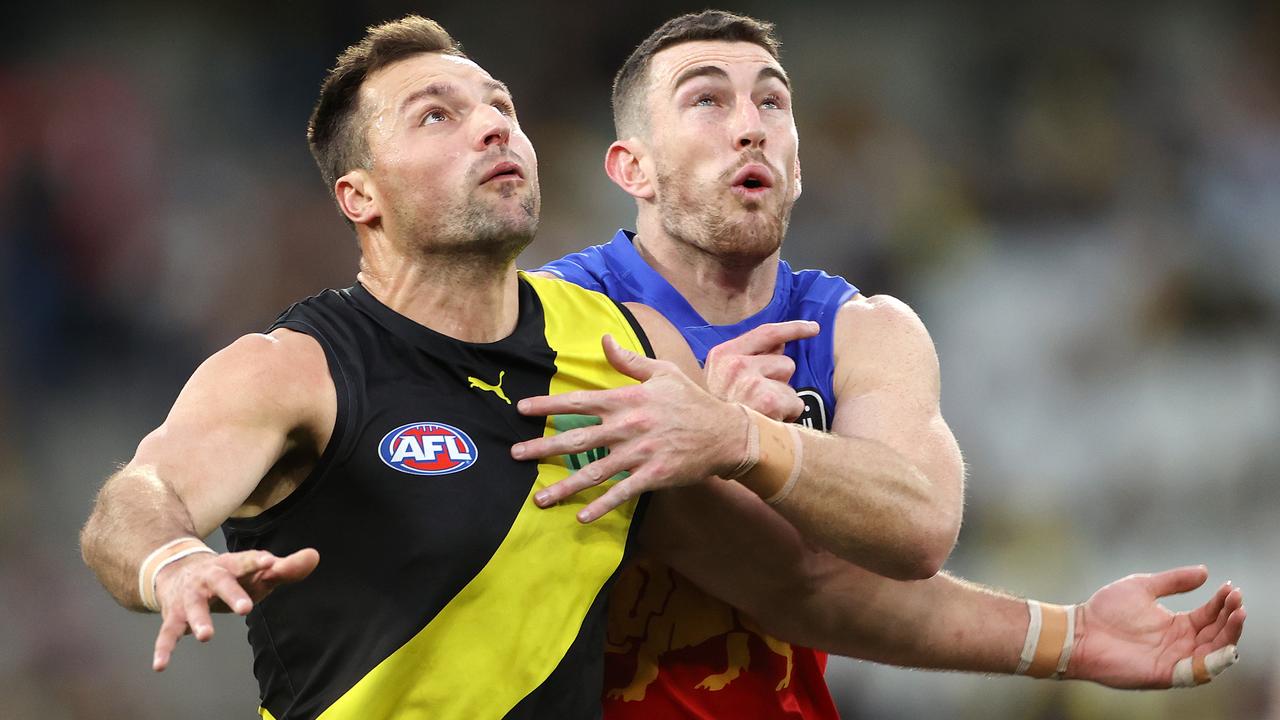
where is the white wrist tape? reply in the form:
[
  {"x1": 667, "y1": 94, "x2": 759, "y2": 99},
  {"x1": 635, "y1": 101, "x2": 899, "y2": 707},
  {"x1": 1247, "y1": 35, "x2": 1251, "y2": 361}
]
[
  {"x1": 138, "y1": 536, "x2": 215, "y2": 612},
  {"x1": 1016, "y1": 600, "x2": 1076, "y2": 679},
  {"x1": 1171, "y1": 645, "x2": 1238, "y2": 687}
]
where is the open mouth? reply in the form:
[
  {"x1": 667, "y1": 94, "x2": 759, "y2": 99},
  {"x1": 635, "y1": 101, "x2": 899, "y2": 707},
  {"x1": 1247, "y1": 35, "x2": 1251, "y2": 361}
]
[
  {"x1": 731, "y1": 164, "x2": 774, "y2": 193},
  {"x1": 481, "y1": 161, "x2": 524, "y2": 184}
]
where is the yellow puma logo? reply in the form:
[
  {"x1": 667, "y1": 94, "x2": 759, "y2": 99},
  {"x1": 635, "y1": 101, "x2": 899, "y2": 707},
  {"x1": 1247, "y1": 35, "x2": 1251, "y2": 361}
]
[{"x1": 468, "y1": 371, "x2": 511, "y2": 404}]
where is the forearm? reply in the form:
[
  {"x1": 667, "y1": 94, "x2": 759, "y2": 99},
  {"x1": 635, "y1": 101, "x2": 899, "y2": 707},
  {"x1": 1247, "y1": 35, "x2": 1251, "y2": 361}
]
[
  {"x1": 80, "y1": 465, "x2": 203, "y2": 611},
  {"x1": 768, "y1": 567, "x2": 1029, "y2": 674},
  {"x1": 733, "y1": 420, "x2": 960, "y2": 579}
]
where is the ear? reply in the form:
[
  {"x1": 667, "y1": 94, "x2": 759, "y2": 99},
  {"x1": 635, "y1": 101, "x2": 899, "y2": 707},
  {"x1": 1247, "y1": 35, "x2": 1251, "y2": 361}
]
[
  {"x1": 604, "y1": 139, "x2": 655, "y2": 201},
  {"x1": 335, "y1": 170, "x2": 381, "y2": 226}
]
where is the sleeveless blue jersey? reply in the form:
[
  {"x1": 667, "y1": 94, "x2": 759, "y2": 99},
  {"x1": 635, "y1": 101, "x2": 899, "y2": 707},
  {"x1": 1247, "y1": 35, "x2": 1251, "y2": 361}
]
[{"x1": 538, "y1": 230, "x2": 858, "y2": 432}]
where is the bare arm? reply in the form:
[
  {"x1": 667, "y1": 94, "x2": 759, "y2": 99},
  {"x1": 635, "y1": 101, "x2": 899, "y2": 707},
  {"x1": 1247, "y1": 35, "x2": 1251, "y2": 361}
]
[
  {"x1": 79, "y1": 329, "x2": 330, "y2": 667},
  {"x1": 644, "y1": 486, "x2": 1244, "y2": 688},
  {"x1": 746, "y1": 294, "x2": 964, "y2": 578},
  {"x1": 515, "y1": 294, "x2": 960, "y2": 579}
]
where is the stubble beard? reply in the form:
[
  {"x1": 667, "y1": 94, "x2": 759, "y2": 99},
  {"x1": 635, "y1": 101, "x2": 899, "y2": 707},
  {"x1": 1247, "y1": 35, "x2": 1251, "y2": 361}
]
[
  {"x1": 655, "y1": 164, "x2": 791, "y2": 269},
  {"x1": 396, "y1": 181, "x2": 541, "y2": 269}
]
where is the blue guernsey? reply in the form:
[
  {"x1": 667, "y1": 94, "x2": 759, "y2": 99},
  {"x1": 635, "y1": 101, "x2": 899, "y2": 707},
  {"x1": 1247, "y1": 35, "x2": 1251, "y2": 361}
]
[{"x1": 538, "y1": 230, "x2": 858, "y2": 432}]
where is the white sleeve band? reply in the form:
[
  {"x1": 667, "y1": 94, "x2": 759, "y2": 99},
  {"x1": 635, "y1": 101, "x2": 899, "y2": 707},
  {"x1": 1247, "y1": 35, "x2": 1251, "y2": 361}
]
[
  {"x1": 1171, "y1": 645, "x2": 1239, "y2": 688},
  {"x1": 1016, "y1": 599, "x2": 1042, "y2": 675}
]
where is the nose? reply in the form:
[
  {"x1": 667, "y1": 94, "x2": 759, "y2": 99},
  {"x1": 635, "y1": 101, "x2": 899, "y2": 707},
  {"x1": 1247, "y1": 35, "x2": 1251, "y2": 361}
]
[
  {"x1": 733, "y1": 98, "x2": 765, "y2": 150},
  {"x1": 474, "y1": 104, "x2": 511, "y2": 150}
]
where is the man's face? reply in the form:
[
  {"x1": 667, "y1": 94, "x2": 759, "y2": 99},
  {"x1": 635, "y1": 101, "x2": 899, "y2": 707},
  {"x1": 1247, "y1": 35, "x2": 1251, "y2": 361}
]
[
  {"x1": 642, "y1": 40, "x2": 799, "y2": 264},
  {"x1": 357, "y1": 52, "x2": 539, "y2": 258}
]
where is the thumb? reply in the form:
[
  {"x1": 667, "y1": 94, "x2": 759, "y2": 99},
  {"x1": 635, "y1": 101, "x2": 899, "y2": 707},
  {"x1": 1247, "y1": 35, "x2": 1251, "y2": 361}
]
[
  {"x1": 263, "y1": 548, "x2": 320, "y2": 583},
  {"x1": 1142, "y1": 565, "x2": 1209, "y2": 598},
  {"x1": 603, "y1": 334, "x2": 658, "y2": 382}
]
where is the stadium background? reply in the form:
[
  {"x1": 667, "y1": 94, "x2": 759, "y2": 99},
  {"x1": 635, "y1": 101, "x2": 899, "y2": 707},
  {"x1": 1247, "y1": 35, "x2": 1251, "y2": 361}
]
[{"x1": 1, "y1": 1, "x2": 1276, "y2": 717}]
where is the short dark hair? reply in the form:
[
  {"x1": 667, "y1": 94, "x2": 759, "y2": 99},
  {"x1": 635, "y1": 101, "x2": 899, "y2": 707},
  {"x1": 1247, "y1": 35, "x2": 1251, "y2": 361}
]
[
  {"x1": 307, "y1": 15, "x2": 465, "y2": 215},
  {"x1": 612, "y1": 10, "x2": 781, "y2": 139}
]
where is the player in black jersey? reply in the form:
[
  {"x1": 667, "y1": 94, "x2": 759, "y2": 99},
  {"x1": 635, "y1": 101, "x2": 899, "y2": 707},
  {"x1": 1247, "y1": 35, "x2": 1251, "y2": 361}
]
[{"x1": 76, "y1": 16, "x2": 775, "y2": 720}]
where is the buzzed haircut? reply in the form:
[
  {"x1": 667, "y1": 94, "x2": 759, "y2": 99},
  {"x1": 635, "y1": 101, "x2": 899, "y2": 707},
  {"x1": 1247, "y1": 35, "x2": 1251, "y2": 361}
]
[
  {"x1": 308, "y1": 15, "x2": 465, "y2": 217},
  {"x1": 611, "y1": 10, "x2": 781, "y2": 140}
]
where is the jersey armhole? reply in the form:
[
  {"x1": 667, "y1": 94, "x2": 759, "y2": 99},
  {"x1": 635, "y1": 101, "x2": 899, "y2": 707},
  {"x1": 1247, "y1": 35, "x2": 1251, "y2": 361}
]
[
  {"x1": 222, "y1": 319, "x2": 357, "y2": 534},
  {"x1": 610, "y1": 301, "x2": 656, "y2": 360}
]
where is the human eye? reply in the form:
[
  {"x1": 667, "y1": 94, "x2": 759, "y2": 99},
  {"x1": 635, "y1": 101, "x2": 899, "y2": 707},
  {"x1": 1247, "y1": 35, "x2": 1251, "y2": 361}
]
[
  {"x1": 420, "y1": 108, "x2": 448, "y2": 125},
  {"x1": 492, "y1": 98, "x2": 516, "y2": 116},
  {"x1": 692, "y1": 92, "x2": 718, "y2": 107},
  {"x1": 761, "y1": 94, "x2": 788, "y2": 111}
]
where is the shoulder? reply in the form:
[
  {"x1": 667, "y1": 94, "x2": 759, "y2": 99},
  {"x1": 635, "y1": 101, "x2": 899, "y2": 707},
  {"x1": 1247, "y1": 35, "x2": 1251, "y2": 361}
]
[
  {"x1": 533, "y1": 242, "x2": 612, "y2": 290},
  {"x1": 834, "y1": 293, "x2": 928, "y2": 338},
  {"x1": 786, "y1": 265, "x2": 859, "y2": 306},
  {"x1": 832, "y1": 294, "x2": 940, "y2": 394},
  {"x1": 189, "y1": 329, "x2": 333, "y2": 425},
  {"x1": 623, "y1": 302, "x2": 701, "y2": 379}
]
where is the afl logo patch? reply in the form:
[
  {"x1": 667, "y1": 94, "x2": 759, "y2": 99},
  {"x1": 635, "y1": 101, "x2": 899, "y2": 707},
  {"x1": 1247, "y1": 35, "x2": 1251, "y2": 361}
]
[{"x1": 378, "y1": 422, "x2": 478, "y2": 476}]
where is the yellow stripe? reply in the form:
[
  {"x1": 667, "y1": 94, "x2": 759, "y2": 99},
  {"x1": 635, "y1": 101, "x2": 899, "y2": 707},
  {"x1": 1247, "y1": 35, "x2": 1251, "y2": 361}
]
[
  {"x1": 259, "y1": 708, "x2": 275, "y2": 720},
  {"x1": 316, "y1": 275, "x2": 645, "y2": 719}
]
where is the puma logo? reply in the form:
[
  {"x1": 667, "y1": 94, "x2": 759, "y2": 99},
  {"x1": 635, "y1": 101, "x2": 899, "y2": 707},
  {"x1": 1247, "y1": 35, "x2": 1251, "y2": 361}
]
[{"x1": 468, "y1": 371, "x2": 511, "y2": 404}]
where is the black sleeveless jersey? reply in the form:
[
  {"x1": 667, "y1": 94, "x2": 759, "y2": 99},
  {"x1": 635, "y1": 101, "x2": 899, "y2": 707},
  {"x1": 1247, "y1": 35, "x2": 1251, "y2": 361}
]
[{"x1": 222, "y1": 273, "x2": 653, "y2": 720}]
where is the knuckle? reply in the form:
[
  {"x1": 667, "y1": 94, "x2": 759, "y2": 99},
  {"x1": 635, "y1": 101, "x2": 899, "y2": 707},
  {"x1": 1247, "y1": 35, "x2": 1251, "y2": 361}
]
[{"x1": 624, "y1": 413, "x2": 649, "y2": 434}]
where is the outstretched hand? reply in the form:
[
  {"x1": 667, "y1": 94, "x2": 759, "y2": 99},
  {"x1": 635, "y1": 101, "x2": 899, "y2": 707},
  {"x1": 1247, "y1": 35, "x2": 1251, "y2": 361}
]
[
  {"x1": 512, "y1": 334, "x2": 746, "y2": 523},
  {"x1": 152, "y1": 548, "x2": 319, "y2": 671},
  {"x1": 1068, "y1": 565, "x2": 1244, "y2": 689}
]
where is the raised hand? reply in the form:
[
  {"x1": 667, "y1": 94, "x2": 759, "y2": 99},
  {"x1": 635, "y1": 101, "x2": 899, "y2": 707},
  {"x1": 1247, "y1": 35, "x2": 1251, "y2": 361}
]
[
  {"x1": 1067, "y1": 565, "x2": 1244, "y2": 689},
  {"x1": 704, "y1": 320, "x2": 818, "y2": 421},
  {"x1": 512, "y1": 334, "x2": 747, "y2": 523},
  {"x1": 152, "y1": 548, "x2": 319, "y2": 671}
]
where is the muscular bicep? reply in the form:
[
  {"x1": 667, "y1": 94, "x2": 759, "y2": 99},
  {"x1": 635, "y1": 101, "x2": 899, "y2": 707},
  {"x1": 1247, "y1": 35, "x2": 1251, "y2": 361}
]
[
  {"x1": 831, "y1": 295, "x2": 964, "y2": 518},
  {"x1": 123, "y1": 329, "x2": 334, "y2": 535}
]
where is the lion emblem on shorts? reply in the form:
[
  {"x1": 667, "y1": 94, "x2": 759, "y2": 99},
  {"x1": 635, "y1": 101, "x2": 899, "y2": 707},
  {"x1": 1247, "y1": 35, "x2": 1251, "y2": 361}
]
[{"x1": 605, "y1": 559, "x2": 794, "y2": 702}]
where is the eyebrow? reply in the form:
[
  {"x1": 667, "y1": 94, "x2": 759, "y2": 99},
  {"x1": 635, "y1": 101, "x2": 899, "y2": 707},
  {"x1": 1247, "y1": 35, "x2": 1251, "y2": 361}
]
[
  {"x1": 399, "y1": 79, "x2": 513, "y2": 115},
  {"x1": 671, "y1": 64, "x2": 792, "y2": 95}
]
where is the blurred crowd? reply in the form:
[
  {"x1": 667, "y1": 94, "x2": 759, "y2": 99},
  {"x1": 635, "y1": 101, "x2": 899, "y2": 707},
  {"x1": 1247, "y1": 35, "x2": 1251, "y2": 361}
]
[{"x1": 1, "y1": 2, "x2": 1276, "y2": 718}]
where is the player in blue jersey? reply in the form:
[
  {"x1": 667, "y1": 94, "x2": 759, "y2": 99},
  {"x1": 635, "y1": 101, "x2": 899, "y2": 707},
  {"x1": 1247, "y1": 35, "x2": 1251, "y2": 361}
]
[{"x1": 513, "y1": 10, "x2": 1244, "y2": 713}]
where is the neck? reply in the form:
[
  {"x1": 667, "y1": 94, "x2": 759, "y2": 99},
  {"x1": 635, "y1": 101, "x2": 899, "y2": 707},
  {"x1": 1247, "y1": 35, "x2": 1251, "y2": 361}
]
[
  {"x1": 632, "y1": 212, "x2": 779, "y2": 326},
  {"x1": 357, "y1": 234, "x2": 520, "y2": 343}
]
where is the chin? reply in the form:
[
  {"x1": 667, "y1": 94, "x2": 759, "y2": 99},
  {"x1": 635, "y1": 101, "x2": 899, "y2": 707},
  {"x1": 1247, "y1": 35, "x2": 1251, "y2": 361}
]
[{"x1": 712, "y1": 213, "x2": 785, "y2": 260}]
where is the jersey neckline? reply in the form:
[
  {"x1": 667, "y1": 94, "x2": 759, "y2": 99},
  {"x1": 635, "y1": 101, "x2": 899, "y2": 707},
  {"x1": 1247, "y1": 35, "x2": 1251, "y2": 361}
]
[
  {"x1": 347, "y1": 274, "x2": 541, "y2": 355},
  {"x1": 604, "y1": 229, "x2": 793, "y2": 338}
]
